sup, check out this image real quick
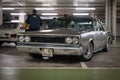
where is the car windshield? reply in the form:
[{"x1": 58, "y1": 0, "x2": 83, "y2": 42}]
[
  {"x1": 49, "y1": 17, "x2": 93, "y2": 30},
  {"x1": 0, "y1": 23, "x2": 18, "y2": 29}
]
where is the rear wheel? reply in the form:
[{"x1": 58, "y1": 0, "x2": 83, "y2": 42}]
[
  {"x1": 82, "y1": 43, "x2": 94, "y2": 61},
  {"x1": 103, "y1": 41, "x2": 109, "y2": 52},
  {"x1": 29, "y1": 53, "x2": 42, "y2": 59}
]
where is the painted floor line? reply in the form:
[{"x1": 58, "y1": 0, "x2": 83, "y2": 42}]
[
  {"x1": 80, "y1": 62, "x2": 88, "y2": 69},
  {"x1": 0, "y1": 67, "x2": 120, "y2": 69}
]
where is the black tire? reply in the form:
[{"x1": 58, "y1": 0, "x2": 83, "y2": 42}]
[
  {"x1": 0, "y1": 42, "x2": 3, "y2": 46},
  {"x1": 29, "y1": 53, "x2": 42, "y2": 59},
  {"x1": 82, "y1": 43, "x2": 94, "y2": 61},
  {"x1": 103, "y1": 42, "x2": 108, "y2": 52},
  {"x1": 103, "y1": 37, "x2": 109, "y2": 52}
]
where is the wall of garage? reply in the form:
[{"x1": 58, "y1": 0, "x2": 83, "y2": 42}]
[
  {"x1": 0, "y1": 0, "x2": 2, "y2": 25},
  {"x1": 117, "y1": 22, "x2": 120, "y2": 37}
]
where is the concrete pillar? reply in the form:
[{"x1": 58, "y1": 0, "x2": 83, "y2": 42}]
[
  {"x1": 105, "y1": 0, "x2": 112, "y2": 32},
  {"x1": 112, "y1": 0, "x2": 117, "y2": 44},
  {"x1": 0, "y1": 0, "x2": 2, "y2": 25},
  {"x1": 105, "y1": 0, "x2": 116, "y2": 44}
]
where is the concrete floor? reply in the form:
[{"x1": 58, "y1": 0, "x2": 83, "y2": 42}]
[
  {"x1": 0, "y1": 43, "x2": 120, "y2": 68},
  {"x1": 0, "y1": 43, "x2": 120, "y2": 80}
]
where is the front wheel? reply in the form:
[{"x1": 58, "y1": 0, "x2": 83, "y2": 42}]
[
  {"x1": 82, "y1": 43, "x2": 94, "y2": 61},
  {"x1": 0, "y1": 42, "x2": 3, "y2": 46},
  {"x1": 29, "y1": 53, "x2": 42, "y2": 59}
]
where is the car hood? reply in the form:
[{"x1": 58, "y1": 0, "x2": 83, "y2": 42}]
[
  {"x1": 20, "y1": 28, "x2": 86, "y2": 36},
  {"x1": 0, "y1": 28, "x2": 18, "y2": 37}
]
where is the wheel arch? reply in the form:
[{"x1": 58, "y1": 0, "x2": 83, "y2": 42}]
[{"x1": 89, "y1": 38, "x2": 94, "y2": 48}]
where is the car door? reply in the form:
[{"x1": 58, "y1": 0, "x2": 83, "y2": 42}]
[
  {"x1": 94, "y1": 21, "x2": 103, "y2": 50},
  {"x1": 98, "y1": 23, "x2": 106, "y2": 47},
  {"x1": 95, "y1": 22, "x2": 105, "y2": 49}
]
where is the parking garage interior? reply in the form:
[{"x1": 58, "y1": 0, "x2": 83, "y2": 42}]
[{"x1": 0, "y1": 0, "x2": 120, "y2": 80}]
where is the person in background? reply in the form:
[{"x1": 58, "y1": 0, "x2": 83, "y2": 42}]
[
  {"x1": 25, "y1": 10, "x2": 42, "y2": 31},
  {"x1": 47, "y1": 17, "x2": 57, "y2": 29}
]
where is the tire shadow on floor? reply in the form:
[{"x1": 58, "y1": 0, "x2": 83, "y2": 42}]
[{"x1": 25, "y1": 55, "x2": 87, "y2": 64}]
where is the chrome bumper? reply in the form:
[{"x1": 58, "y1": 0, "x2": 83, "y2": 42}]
[
  {"x1": 0, "y1": 38, "x2": 16, "y2": 42},
  {"x1": 16, "y1": 43, "x2": 85, "y2": 56}
]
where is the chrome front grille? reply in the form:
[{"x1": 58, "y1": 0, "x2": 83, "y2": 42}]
[{"x1": 31, "y1": 36, "x2": 65, "y2": 43}]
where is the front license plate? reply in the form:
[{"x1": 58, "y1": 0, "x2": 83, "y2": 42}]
[{"x1": 41, "y1": 48, "x2": 53, "y2": 57}]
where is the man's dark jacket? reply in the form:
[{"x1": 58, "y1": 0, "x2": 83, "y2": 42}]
[{"x1": 26, "y1": 14, "x2": 42, "y2": 31}]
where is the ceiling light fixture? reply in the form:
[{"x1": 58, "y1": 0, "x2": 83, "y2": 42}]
[
  {"x1": 41, "y1": 13, "x2": 58, "y2": 15},
  {"x1": 41, "y1": 16, "x2": 57, "y2": 19},
  {"x1": 2, "y1": 8, "x2": 15, "y2": 10},
  {"x1": 11, "y1": 20, "x2": 24, "y2": 23},
  {"x1": 75, "y1": 8, "x2": 96, "y2": 10},
  {"x1": 10, "y1": 13, "x2": 26, "y2": 15},
  {"x1": 73, "y1": 13, "x2": 89, "y2": 15},
  {"x1": 35, "y1": 8, "x2": 55, "y2": 10},
  {"x1": 42, "y1": 4, "x2": 51, "y2": 6}
]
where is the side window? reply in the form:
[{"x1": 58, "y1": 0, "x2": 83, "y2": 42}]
[
  {"x1": 95, "y1": 21, "x2": 100, "y2": 31},
  {"x1": 98, "y1": 22, "x2": 104, "y2": 31},
  {"x1": 100, "y1": 24, "x2": 105, "y2": 31},
  {"x1": 95, "y1": 21, "x2": 104, "y2": 31}
]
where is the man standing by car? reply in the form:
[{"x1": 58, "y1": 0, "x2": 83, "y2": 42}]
[{"x1": 25, "y1": 10, "x2": 42, "y2": 31}]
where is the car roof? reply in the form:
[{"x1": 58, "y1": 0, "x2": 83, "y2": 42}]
[
  {"x1": 57, "y1": 16, "x2": 94, "y2": 21},
  {"x1": 58, "y1": 16, "x2": 93, "y2": 20}
]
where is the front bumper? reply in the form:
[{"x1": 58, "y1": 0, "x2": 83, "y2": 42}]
[{"x1": 16, "y1": 43, "x2": 85, "y2": 56}]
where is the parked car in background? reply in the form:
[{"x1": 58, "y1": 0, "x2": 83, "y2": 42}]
[
  {"x1": 16, "y1": 16, "x2": 110, "y2": 61},
  {"x1": 0, "y1": 22, "x2": 24, "y2": 46}
]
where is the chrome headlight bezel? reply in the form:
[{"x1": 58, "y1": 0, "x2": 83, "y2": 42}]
[
  {"x1": 18, "y1": 36, "x2": 24, "y2": 42},
  {"x1": 24, "y1": 36, "x2": 31, "y2": 42},
  {"x1": 72, "y1": 37, "x2": 79, "y2": 44},
  {"x1": 65, "y1": 37, "x2": 72, "y2": 44}
]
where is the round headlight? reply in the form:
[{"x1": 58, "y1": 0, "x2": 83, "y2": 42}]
[
  {"x1": 18, "y1": 36, "x2": 24, "y2": 42},
  {"x1": 24, "y1": 36, "x2": 30, "y2": 42},
  {"x1": 73, "y1": 37, "x2": 79, "y2": 44},
  {"x1": 65, "y1": 37, "x2": 72, "y2": 44}
]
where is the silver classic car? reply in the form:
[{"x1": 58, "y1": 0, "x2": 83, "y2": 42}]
[
  {"x1": 0, "y1": 22, "x2": 24, "y2": 46},
  {"x1": 16, "y1": 16, "x2": 109, "y2": 60}
]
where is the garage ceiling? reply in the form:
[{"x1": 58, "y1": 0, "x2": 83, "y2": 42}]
[
  {"x1": 2, "y1": 0, "x2": 105, "y2": 15},
  {"x1": 2, "y1": 0, "x2": 120, "y2": 16}
]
